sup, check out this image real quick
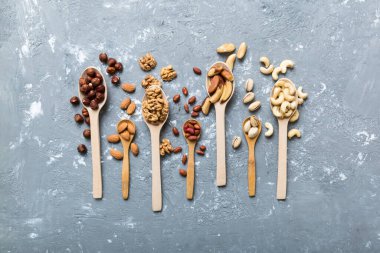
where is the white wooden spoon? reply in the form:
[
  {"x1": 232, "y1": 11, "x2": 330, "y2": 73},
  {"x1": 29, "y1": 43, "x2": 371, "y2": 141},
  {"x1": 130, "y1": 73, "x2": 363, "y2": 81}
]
[
  {"x1": 78, "y1": 66, "x2": 107, "y2": 199},
  {"x1": 206, "y1": 62, "x2": 235, "y2": 186},
  {"x1": 142, "y1": 85, "x2": 169, "y2": 212}
]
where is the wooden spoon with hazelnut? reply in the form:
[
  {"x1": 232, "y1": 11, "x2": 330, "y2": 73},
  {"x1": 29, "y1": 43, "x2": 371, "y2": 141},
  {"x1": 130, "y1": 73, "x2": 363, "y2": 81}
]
[
  {"x1": 78, "y1": 66, "x2": 107, "y2": 199},
  {"x1": 117, "y1": 119, "x2": 136, "y2": 200},
  {"x1": 270, "y1": 78, "x2": 298, "y2": 200},
  {"x1": 206, "y1": 62, "x2": 235, "y2": 187},
  {"x1": 242, "y1": 116, "x2": 262, "y2": 197},
  {"x1": 182, "y1": 119, "x2": 201, "y2": 200},
  {"x1": 141, "y1": 85, "x2": 169, "y2": 212}
]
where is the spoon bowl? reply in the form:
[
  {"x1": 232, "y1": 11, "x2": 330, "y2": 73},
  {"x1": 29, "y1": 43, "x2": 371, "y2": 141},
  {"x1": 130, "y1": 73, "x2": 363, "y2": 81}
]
[
  {"x1": 78, "y1": 66, "x2": 107, "y2": 199},
  {"x1": 205, "y1": 62, "x2": 235, "y2": 187},
  {"x1": 141, "y1": 85, "x2": 169, "y2": 211},
  {"x1": 242, "y1": 116, "x2": 262, "y2": 197},
  {"x1": 117, "y1": 119, "x2": 136, "y2": 200},
  {"x1": 182, "y1": 119, "x2": 201, "y2": 200}
]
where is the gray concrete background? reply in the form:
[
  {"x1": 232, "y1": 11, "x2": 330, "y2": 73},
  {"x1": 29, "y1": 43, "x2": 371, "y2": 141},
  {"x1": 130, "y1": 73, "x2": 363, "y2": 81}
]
[{"x1": 1, "y1": 0, "x2": 380, "y2": 252}]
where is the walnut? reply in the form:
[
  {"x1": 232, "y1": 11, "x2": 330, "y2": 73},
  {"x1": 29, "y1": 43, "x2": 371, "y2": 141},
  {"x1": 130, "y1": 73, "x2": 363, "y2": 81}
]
[
  {"x1": 141, "y1": 74, "x2": 161, "y2": 89},
  {"x1": 138, "y1": 53, "x2": 157, "y2": 71},
  {"x1": 159, "y1": 138, "x2": 174, "y2": 156},
  {"x1": 142, "y1": 86, "x2": 169, "y2": 125},
  {"x1": 160, "y1": 65, "x2": 177, "y2": 82}
]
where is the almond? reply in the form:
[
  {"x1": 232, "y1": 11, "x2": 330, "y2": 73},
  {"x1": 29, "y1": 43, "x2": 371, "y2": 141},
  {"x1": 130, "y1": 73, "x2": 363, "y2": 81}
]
[
  {"x1": 126, "y1": 102, "x2": 136, "y2": 115},
  {"x1": 120, "y1": 98, "x2": 131, "y2": 110},
  {"x1": 121, "y1": 83, "x2": 136, "y2": 93},
  {"x1": 110, "y1": 148, "x2": 123, "y2": 160},
  {"x1": 117, "y1": 121, "x2": 128, "y2": 133},
  {"x1": 107, "y1": 134, "x2": 120, "y2": 143},
  {"x1": 173, "y1": 147, "x2": 182, "y2": 153},
  {"x1": 131, "y1": 143, "x2": 139, "y2": 156},
  {"x1": 127, "y1": 122, "x2": 136, "y2": 135},
  {"x1": 120, "y1": 130, "x2": 130, "y2": 141},
  {"x1": 182, "y1": 154, "x2": 187, "y2": 165}
]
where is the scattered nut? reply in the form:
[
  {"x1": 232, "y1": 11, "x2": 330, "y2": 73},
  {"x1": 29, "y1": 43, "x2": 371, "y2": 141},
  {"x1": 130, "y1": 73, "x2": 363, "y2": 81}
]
[
  {"x1": 179, "y1": 169, "x2": 187, "y2": 177},
  {"x1": 182, "y1": 154, "x2": 187, "y2": 165},
  {"x1": 216, "y1": 43, "x2": 236, "y2": 53},
  {"x1": 297, "y1": 87, "x2": 308, "y2": 100},
  {"x1": 85, "y1": 117, "x2": 90, "y2": 126},
  {"x1": 173, "y1": 147, "x2": 182, "y2": 154},
  {"x1": 110, "y1": 148, "x2": 123, "y2": 160},
  {"x1": 70, "y1": 96, "x2": 80, "y2": 105},
  {"x1": 260, "y1": 65, "x2": 274, "y2": 75},
  {"x1": 83, "y1": 129, "x2": 91, "y2": 139},
  {"x1": 106, "y1": 66, "x2": 116, "y2": 75},
  {"x1": 77, "y1": 144, "x2": 87, "y2": 154},
  {"x1": 138, "y1": 53, "x2": 157, "y2": 71},
  {"x1": 226, "y1": 54, "x2": 236, "y2": 71},
  {"x1": 290, "y1": 110, "x2": 300, "y2": 123},
  {"x1": 193, "y1": 67, "x2": 202, "y2": 75},
  {"x1": 272, "y1": 67, "x2": 282, "y2": 81},
  {"x1": 193, "y1": 105, "x2": 201, "y2": 112},
  {"x1": 141, "y1": 74, "x2": 161, "y2": 89},
  {"x1": 280, "y1": 60, "x2": 295, "y2": 74},
  {"x1": 288, "y1": 129, "x2": 301, "y2": 139},
  {"x1": 245, "y1": 79, "x2": 254, "y2": 92},
  {"x1": 201, "y1": 97, "x2": 211, "y2": 115},
  {"x1": 260, "y1": 56, "x2": 270, "y2": 68},
  {"x1": 99, "y1": 52, "x2": 108, "y2": 63},
  {"x1": 188, "y1": 96, "x2": 196, "y2": 105},
  {"x1": 199, "y1": 145, "x2": 206, "y2": 151},
  {"x1": 126, "y1": 101, "x2": 136, "y2": 115},
  {"x1": 264, "y1": 122, "x2": 274, "y2": 137},
  {"x1": 191, "y1": 111, "x2": 199, "y2": 118},
  {"x1": 107, "y1": 134, "x2": 120, "y2": 143},
  {"x1": 108, "y1": 58, "x2": 117, "y2": 67},
  {"x1": 82, "y1": 107, "x2": 89, "y2": 117},
  {"x1": 120, "y1": 98, "x2": 131, "y2": 110},
  {"x1": 172, "y1": 127, "x2": 179, "y2": 136},
  {"x1": 74, "y1": 114, "x2": 84, "y2": 123},
  {"x1": 115, "y1": 62, "x2": 123, "y2": 72},
  {"x1": 111, "y1": 75, "x2": 120, "y2": 85},
  {"x1": 182, "y1": 87, "x2": 188, "y2": 96},
  {"x1": 160, "y1": 138, "x2": 174, "y2": 156},
  {"x1": 160, "y1": 65, "x2": 177, "y2": 81},
  {"x1": 173, "y1": 94, "x2": 180, "y2": 103},
  {"x1": 232, "y1": 136, "x2": 242, "y2": 149},
  {"x1": 184, "y1": 103, "x2": 190, "y2": 113},
  {"x1": 131, "y1": 143, "x2": 139, "y2": 156},
  {"x1": 243, "y1": 92, "x2": 255, "y2": 104},
  {"x1": 196, "y1": 150, "x2": 205, "y2": 156},
  {"x1": 121, "y1": 83, "x2": 136, "y2": 93},
  {"x1": 248, "y1": 101, "x2": 261, "y2": 112},
  {"x1": 237, "y1": 42, "x2": 247, "y2": 59}
]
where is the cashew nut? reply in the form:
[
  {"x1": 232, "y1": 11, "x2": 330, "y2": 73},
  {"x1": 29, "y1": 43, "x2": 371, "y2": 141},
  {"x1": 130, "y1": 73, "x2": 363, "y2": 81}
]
[
  {"x1": 289, "y1": 109, "x2": 299, "y2": 123},
  {"x1": 272, "y1": 106, "x2": 282, "y2": 118},
  {"x1": 298, "y1": 97, "x2": 304, "y2": 105},
  {"x1": 288, "y1": 129, "x2": 301, "y2": 139},
  {"x1": 272, "y1": 67, "x2": 282, "y2": 81},
  {"x1": 260, "y1": 56, "x2": 271, "y2": 68},
  {"x1": 280, "y1": 60, "x2": 295, "y2": 74},
  {"x1": 280, "y1": 101, "x2": 290, "y2": 114},
  {"x1": 270, "y1": 92, "x2": 284, "y2": 106},
  {"x1": 283, "y1": 88, "x2": 296, "y2": 102},
  {"x1": 260, "y1": 65, "x2": 274, "y2": 75},
  {"x1": 285, "y1": 82, "x2": 296, "y2": 95},
  {"x1": 297, "y1": 86, "x2": 308, "y2": 99},
  {"x1": 284, "y1": 109, "x2": 294, "y2": 118},
  {"x1": 290, "y1": 100, "x2": 298, "y2": 110},
  {"x1": 275, "y1": 80, "x2": 286, "y2": 88},
  {"x1": 264, "y1": 122, "x2": 274, "y2": 137},
  {"x1": 272, "y1": 87, "x2": 281, "y2": 98}
]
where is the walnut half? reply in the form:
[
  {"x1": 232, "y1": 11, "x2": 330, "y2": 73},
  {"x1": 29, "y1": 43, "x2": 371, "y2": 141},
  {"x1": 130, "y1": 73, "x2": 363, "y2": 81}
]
[
  {"x1": 138, "y1": 53, "x2": 157, "y2": 71},
  {"x1": 160, "y1": 65, "x2": 177, "y2": 82}
]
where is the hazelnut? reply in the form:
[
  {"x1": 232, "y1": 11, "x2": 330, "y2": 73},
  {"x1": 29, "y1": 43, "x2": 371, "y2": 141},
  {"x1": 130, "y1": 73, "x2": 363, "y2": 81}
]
[
  {"x1": 82, "y1": 107, "x2": 89, "y2": 117},
  {"x1": 108, "y1": 58, "x2": 116, "y2": 67},
  {"x1": 91, "y1": 77, "x2": 101, "y2": 86},
  {"x1": 106, "y1": 66, "x2": 116, "y2": 75},
  {"x1": 90, "y1": 100, "x2": 99, "y2": 110},
  {"x1": 79, "y1": 77, "x2": 86, "y2": 86},
  {"x1": 83, "y1": 129, "x2": 91, "y2": 139},
  {"x1": 74, "y1": 114, "x2": 84, "y2": 123},
  {"x1": 77, "y1": 144, "x2": 87, "y2": 154},
  {"x1": 86, "y1": 68, "x2": 96, "y2": 77},
  {"x1": 82, "y1": 97, "x2": 90, "y2": 106},
  {"x1": 85, "y1": 76, "x2": 92, "y2": 84},
  {"x1": 96, "y1": 84, "x2": 105, "y2": 93},
  {"x1": 95, "y1": 72, "x2": 103, "y2": 81},
  {"x1": 95, "y1": 93, "x2": 105, "y2": 103},
  {"x1": 115, "y1": 62, "x2": 123, "y2": 72},
  {"x1": 85, "y1": 117, "x2": 90, "y2": 125},
  {"x1": 99, "y1": 52, "x2": 108, "y2": 63},
  {"x1": 80, "y1": 84, "x2": 89, "y2": 94},
  {"x1": 87, "y1": 90, "x2": 96, "y2": 100},
  {"x1": 111, "y1": 75, "x2": 120, "y2": 85},
  {"x1": 70, "y1": 96, "x2": 79, "y2": 105}
]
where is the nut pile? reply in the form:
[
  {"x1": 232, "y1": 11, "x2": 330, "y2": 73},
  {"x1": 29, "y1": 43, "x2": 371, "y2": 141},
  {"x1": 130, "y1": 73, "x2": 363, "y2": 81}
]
[
  {"x1": 270, "y1": 79, "x2": 298, "y2": 119},
  {"x1": 79, "y1": 68, "x2": 106, "y2": 110},
  {"x1": 243, "y1": 116, "x2": 260, "y2": 139},
  {"x1": 160, "y1": 65, "x2": 177, "y2": 82},
  {"x1": 183, "y1": 120, "x2": 201, "y2": 141},
  {"x1": 142, "y1": 86, "x2": 169, "y2": 125},
  {"x1": 207, "y1": 64, "x2": 234, "y2": 104},
  {"x1": 99, "y1": 52, "x2": 123, "y2": 85},
  {"x1": 138, "y1": 53, "x2": 157, "y2": 71},
  {"x1": 108, "y1": 120, "x2": 139, "y2": 159},
  {"x1": 259, "y1": 56, "x2": 295, "y2": 81},
  {"x1": 141, "y1": 74, "x2": 161, "y2": 89},
  {"x1": 120, "y1": 97, "x2": 136, "y2": 115},
  {"x1": 117, "y1": 120, "x2": 136, "y2": 141}
]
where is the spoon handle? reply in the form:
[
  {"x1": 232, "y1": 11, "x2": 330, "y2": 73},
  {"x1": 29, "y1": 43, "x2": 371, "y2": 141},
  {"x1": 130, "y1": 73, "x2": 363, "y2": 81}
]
[
  {"x1": 122, "y1": 147, "x2": 130, "y2": 200},
  {"x1": 89, "y1": 112, "x2": 102, "y2": 199},
  {"x1": 215, "y1": 106, "x2": 226, "y2": 186},
  {"x1": 151, "y1": 130, "x2": 162, "y2": 211},
  {"x1": 186, "y1": 143, "x2": 196, "y2": 200},
  {"x1": 277, "y1": 120, "x2": 289, "y2": 200},
  {"x1": 248, "y1": 143, "x2": 256, "y2": 197}
]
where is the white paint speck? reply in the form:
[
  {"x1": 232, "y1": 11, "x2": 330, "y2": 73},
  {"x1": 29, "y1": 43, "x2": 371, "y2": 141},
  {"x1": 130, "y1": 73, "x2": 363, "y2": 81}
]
[
  {"x1": 107, "y1": 239, "x2": 112, "y2": 243},
  {"x1": 27, "y1": 101, "x2": 43, "y2": 119},
  {"x1": 339, "y1": 173, "x2": 347, "y2": 181},
  {"x1": 28, "y1": 232, "x2": 38, "y2": 239},
  {"x1": 48, "y1": 34, "x2": 56, "y2": 53}
]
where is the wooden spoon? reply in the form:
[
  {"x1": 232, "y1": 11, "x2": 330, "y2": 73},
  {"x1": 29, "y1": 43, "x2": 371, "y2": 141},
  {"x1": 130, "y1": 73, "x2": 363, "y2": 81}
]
[
  {"x1": 78, "y1": 66, "x2": 107, "y2": 199},
  {"x1": 117, "y1": 119, "x2": 135, "y2": 200},
  {"x1": 182, "y1": 119, "x2": 201, "y2": 200},
  {"x1": 242, "y1": 116, "x2": 261, "y2": 197},
  {"x1": 142, "y1": 85, "x2": 169, "y2": 212},
  {"x1": 206, "y1": 62, "x2": 235, "y2": 187},
  {"x1": 270, "y1": 78, "x2": 298, "y2": 200}
]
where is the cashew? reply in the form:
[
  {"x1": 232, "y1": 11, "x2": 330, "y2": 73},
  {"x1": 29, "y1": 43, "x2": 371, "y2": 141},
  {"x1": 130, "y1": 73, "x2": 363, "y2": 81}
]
[
  {"x1": 272, "y1": 67, "x2": 282, "y2": 81},
  {"x1": 272, "y1": 106, "x2": 282, "y2": 118},
  {"x1": 272, "y1": 87, "x2": 281, "y2": 98},
  {"x1": 270, "y1": 92, "x2": 284, "y2": 106},
  {"x1": 275, "y1": 80, "x2": 286, "y2": 88},
  {"x1": 260, "y1": 65, "x2": 274, "y2": 75},
  {"x1": 280, "y1": 101, "x2": 290, "y2": 114},
  {"x1": 289, "y1": 110, "x2": 299, "y2": 123},
  {"x1": 288, "y1": 129, "x2": 301, "y2": 139},
  {"x1": 290, "y1": 100, "x2": 298, "y2": 110},
  {"x1": 280, "y1": 60, "x2": 295, "y2": 74},
  {"x1": 264, "y1": 122, "x2": 274, "y2": 137},
  {"x1": 285, "y1": 82, "x2": 296, "y2": 95},
  {"x1": 260, "y1": 56, "x2": 271, "y2": 68},
  {"x1": 297, "y1": 86, "x2": 308, "y2": 99},
  {"x1": 284, "y1": 109, "x2": 294, "y2": 118},
  {"x1": 283, "y1": 88, "x2": 296, "y2": 102},
  {"x1": 298, "y1": 97, "x2": 304, "y2": 105}
]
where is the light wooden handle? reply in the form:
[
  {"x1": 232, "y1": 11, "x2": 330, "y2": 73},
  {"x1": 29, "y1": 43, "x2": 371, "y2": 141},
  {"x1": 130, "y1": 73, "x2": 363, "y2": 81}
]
[
  {"x1": 247, "y1": 143, "x2": 256, "y2": 197},
  {"x1": 122, "y1": 147, "x2": 130, "y2": 200},
  {"x1": 186, "y1": 143, "x2": 195, "y2": 200},
  {"x1": 89, "y1": 112, "x2": 102, "y2": 199},
  {"x1": 215, "y1": 107, "x2": 226, "y2": 186},
  {"x1": 151, "y1": 132, "x2": 162, "y2": 211},
  {"x1": 277, "y1": 120, "x2": 289, "y2": 200}
]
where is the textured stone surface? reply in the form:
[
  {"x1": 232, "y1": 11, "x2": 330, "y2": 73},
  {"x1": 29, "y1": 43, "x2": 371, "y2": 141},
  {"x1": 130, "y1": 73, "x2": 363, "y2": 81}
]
[{"x1": 1, "y1": 0, "x2": 380, "y2": 252}]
